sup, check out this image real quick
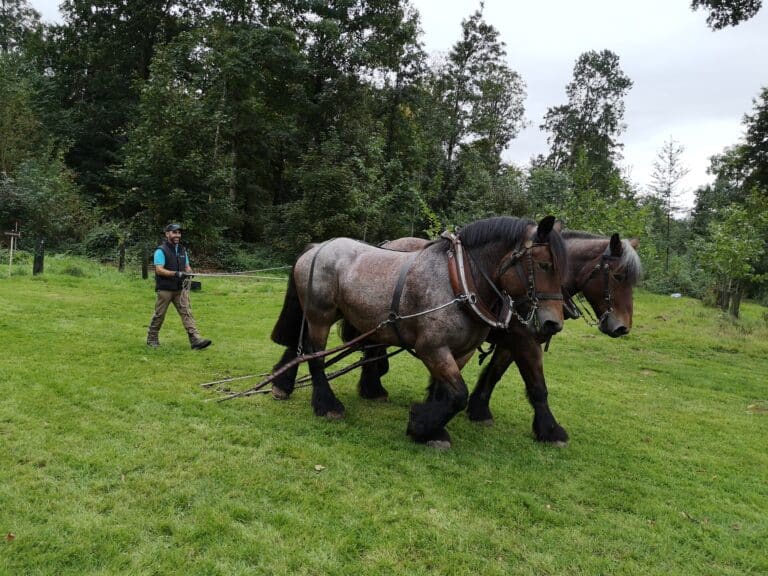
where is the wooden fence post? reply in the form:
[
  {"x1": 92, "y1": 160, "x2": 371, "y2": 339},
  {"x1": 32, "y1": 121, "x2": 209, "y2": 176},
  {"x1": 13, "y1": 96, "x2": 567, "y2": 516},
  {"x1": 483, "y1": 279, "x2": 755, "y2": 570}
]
[
  {"x1": 118, "y1": 235, "x2": 126, "y2": 272},
  {"x1": 33, "y1": 238, "x2": 45, "y2": 275},
  {"x1": 142, "y1": 246, "x2": 149, "y2": 279}
]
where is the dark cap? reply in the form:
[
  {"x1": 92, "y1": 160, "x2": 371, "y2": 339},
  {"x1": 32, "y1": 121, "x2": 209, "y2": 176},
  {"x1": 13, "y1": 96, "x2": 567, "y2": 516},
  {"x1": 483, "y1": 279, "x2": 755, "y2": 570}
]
[{"x1": 164, "y1": 223, "x2": 182, "y2": 232}]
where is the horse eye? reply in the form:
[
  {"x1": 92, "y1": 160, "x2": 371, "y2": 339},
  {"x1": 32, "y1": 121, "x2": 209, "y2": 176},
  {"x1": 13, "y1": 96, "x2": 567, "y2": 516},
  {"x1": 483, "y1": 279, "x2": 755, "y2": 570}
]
[
  {"x1": 538, "y1": 261, "x2": 552, "y2": 272},
  {"x1": 612, "y1": 273, "x2": 625, "y2": 282}
]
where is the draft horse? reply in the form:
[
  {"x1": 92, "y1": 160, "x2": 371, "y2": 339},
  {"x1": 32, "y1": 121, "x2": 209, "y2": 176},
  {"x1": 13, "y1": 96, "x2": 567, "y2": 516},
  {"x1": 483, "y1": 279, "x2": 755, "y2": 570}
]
[
  {"x1": 269, "y1": 216, "x2": 567, "y2": 448},
  {"x1": 355, "y1": 230, "x2": 642, "y2": 445}
]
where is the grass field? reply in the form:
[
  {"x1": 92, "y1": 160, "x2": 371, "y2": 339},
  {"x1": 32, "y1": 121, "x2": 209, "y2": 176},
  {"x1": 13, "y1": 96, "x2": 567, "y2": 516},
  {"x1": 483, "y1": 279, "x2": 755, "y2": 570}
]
[{"x1": 1, "y1": 253, "x2": 767, "y2": 575}]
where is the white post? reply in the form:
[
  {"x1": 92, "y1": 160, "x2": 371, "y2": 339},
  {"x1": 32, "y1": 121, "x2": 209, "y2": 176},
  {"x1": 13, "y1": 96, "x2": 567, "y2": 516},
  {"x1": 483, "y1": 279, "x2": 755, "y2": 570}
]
[
  {"x1": 5, "y1": 222, "x2": 20, "y2": 277},
  {"x1": 8, "y1": 234, "x2": 13, "y2": 277}
]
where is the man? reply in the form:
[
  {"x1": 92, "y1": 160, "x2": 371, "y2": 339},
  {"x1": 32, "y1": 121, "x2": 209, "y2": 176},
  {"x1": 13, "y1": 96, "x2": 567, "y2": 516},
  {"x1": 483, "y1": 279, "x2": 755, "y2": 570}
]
[{"x1": 146, "y1": 223, "x2": 212, "y2": 350}]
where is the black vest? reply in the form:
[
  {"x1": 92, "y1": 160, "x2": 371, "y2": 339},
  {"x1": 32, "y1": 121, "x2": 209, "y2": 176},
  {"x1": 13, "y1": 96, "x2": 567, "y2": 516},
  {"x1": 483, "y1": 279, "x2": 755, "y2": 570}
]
[{"x1": 155, "y1": 241, "x2": 188, "y2": 291}]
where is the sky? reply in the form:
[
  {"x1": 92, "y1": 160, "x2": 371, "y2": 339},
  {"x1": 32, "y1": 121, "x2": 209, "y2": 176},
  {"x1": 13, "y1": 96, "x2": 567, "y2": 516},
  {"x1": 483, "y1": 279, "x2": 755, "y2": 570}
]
[{"x1": 30, "y1": 0, "x2": 768, "y2": 210}]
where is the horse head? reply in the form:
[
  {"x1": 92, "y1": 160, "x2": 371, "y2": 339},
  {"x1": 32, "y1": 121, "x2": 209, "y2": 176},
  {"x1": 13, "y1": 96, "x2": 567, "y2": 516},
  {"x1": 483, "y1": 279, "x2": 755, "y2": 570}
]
[
  {"x1": 579, "y1": 233, "x2": 641, "y2": 338},
  {"x1": 497, "y1": 216, "x2": 566, "y2": 342}
]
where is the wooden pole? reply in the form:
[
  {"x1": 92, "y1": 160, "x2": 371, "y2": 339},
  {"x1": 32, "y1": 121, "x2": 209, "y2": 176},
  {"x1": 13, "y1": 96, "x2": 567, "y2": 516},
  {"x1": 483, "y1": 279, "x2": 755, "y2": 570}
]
[
  {"x1": 5, "y1": 222, "x2": 20, "y2": 277},
  {"x1": 8, "y1": 234, "x2": 13, "y2": 277},
  {"x1": 33, "y1": 238, "x2": 45, "y2": 275},
  {"x1": 118, "y1": 235, "x2": 126, "y2": 272},
  {"x1": 141, "y1": 247, "x2": 149, "y2": 279}
]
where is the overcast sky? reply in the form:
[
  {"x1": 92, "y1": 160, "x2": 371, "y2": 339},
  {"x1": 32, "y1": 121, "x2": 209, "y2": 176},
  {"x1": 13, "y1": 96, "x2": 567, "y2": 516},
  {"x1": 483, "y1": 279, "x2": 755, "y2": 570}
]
[{"x1": 30, "y1": 0, "x2": 768, "y2": 209}]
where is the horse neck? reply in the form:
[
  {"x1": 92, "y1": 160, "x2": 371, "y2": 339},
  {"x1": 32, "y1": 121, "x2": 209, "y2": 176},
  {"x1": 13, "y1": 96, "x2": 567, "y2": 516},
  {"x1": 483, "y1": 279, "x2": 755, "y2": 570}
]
[
  {"x1": 465, "y1": 241, "x2": 509, "y2": 300},
  {"x1": 566, "y1": 238, "x2": 608, "y2": 292}
]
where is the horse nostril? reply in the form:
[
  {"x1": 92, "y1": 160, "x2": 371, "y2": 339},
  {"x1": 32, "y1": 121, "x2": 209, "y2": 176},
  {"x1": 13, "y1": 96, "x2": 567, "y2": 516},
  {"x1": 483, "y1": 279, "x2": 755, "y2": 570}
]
[
  {"x1": 542, "y1": 320, "x2": 562, "y2": 336},
  {"x1": 612, "y1": 326, "x2": 629, "y2": 337}
]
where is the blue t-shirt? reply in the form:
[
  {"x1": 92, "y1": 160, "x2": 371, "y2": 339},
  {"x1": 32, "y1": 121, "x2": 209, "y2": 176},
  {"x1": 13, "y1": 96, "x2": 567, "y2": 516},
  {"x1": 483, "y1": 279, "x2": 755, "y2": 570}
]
[{"x1": 154, "y1": 246, "x2": 190, "y2": 268}]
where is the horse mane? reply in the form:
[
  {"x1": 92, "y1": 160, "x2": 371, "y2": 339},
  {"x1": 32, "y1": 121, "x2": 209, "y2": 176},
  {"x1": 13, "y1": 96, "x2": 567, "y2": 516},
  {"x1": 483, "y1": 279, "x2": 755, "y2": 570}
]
[
  {"x1": 457, "y1": 216, "x2": 535, "y2": 248},
  {"x1": 443, "y1": 216, "x2": 568, "y2": 278},
  {"x1": 563, "y1": 229, "x2": 643, "y2": 285}
]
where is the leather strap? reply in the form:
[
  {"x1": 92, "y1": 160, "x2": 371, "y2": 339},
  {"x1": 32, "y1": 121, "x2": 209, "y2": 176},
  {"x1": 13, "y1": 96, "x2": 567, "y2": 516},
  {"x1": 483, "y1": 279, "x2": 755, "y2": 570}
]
[
  {"x1": 443, "y1": 232, "x2": 512, "y2": 329},
  {"x1": 389, "y1": 252, "x2": 420, "y2": 355}
]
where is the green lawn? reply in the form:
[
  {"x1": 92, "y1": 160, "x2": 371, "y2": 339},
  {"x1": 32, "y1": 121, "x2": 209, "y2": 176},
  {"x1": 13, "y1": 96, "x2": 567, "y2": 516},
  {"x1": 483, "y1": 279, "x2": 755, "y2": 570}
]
[{"x1": 1, "y1": 254, "x2": 767, "y2": 575}]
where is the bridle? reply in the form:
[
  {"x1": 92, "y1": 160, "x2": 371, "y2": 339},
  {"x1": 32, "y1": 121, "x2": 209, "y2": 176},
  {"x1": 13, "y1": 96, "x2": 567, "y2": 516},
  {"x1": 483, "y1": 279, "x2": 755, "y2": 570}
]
[
  {"x1": 443, "y1": 231, "x2": 562, "y2": 330},
  {"x1": 567, "y1": 251, "x2": 621, "y2": 327},
  {"x1": 497, "y1": 239, "x2": 565, "y2": 328}
]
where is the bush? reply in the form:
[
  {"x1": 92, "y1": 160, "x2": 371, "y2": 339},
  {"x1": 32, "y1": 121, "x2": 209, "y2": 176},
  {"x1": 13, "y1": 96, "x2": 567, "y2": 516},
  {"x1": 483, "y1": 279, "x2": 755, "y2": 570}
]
[
  {"x1": 194, "y1": 240, "x2": 289, "y2": 272},
  {"x1": 0, "y1": 155, "x2": 95, "y2": 252},
  {"x1": 83, "y1": 223, "x2": 124, "y2": 261}
]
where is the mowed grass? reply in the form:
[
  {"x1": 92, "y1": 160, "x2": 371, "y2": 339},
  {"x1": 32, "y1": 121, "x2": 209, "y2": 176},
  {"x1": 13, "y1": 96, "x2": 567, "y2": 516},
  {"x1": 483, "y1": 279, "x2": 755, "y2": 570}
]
[{"x1": 1, "y1": 253, "x2": 767, "y2": 575}]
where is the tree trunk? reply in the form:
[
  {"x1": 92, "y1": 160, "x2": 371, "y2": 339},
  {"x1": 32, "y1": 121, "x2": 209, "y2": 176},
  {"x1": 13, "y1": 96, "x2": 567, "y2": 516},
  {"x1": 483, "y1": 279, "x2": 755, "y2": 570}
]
[
  {"x1": 728, "y1": 282, "x2": 743, "y2": 318},
  {"x1": 717, "y1": 277, "x2": 730, "y2": 311}
]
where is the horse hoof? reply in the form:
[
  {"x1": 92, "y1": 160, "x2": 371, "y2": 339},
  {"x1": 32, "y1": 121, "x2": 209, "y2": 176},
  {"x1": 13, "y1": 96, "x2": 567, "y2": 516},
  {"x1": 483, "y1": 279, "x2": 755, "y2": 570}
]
[
  {"x1": 425, "y1": 439, "x2": 452, "y2": 450},
  {"x1": 533, "y1": 433, "x2": 569, "y2": 447},
  {"x1": 324, "y1": 411, "x2": 345, "y2": 420},
  {"x1": 271, "y1": 386, "x2": 290, "y2": 400},
  {"x1": 368, "y1": 395, "x2": 389, "y2": 403}
]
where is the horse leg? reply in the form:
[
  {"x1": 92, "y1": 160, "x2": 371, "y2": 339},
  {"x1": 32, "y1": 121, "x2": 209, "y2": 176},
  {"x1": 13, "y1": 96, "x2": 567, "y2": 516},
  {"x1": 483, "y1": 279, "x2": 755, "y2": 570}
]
[
  {"x1": 358, "y1": 345, "x2": 390, "y2": 401},
  {"x1": 467, "y1": 345, "x2": 516, "y2": 426},
  {"x1": 306, "y1": 323, "x2": 346, "y2": 420},
  {"x1": 514, "y1": 339, "x2": 569, "y2": 445},
  {"x1": 407, "y1": 349, "x2": 468, "y2": 449},
  {"x1": 342, "y1": 319, "x2": 389, "y2": 401},
  {"x1": 425, "y1": 350, "x2": 472, "y2": 401},
  {"x1": 271, "y1": 347, "x2": 299, "y2": 400}
]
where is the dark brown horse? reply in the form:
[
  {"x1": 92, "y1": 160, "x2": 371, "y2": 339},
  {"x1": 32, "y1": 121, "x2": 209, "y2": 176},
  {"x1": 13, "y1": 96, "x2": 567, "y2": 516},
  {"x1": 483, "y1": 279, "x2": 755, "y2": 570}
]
[
  {"x1": 269, "y1": 216, "x2": 567, "y2": 448},
  {"x1": 354, "y1": 230, "x2": 641, "y2": 445}
]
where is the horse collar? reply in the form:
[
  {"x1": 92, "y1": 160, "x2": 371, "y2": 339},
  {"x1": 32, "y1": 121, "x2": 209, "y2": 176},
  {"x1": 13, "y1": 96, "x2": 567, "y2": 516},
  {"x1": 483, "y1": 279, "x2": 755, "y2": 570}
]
[{"x1": 442, "y1": 231, "x2": 513, "y2": 330}]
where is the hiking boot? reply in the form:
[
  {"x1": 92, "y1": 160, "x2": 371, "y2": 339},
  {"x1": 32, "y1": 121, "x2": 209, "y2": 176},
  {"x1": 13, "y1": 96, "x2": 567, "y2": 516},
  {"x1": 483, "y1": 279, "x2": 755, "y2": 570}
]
[{"x1": 191, "y1": 338, "x2": 212, "y2": 350}]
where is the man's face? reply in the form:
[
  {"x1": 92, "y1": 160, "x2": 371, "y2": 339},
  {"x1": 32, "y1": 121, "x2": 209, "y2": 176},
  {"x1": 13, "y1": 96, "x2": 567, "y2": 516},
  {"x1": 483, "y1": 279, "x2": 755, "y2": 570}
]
[{"x1": 165, "y1": 230, "x2": 182, "y2": 244}]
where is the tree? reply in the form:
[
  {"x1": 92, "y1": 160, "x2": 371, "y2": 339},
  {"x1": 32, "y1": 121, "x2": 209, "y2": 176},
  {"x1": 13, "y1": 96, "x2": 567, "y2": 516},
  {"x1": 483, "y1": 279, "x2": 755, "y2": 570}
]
[
  {"x1": 692, "y1": 87, "x2": 768, "y2": 305},
  {"x1": 427, "y1": 5, "x2": 526, "y2": 214},
  {"x1": 540, "y1": 49, "x2": 632, "y2": 194},
  {"x1": 117, "y1": 30, "x2": 235, "y2": 248},
  {"x1": 690, "y1": 0, "x2": 763, "y2": 30},
  {"x1": 0, "y1": 42, "x2": 91, "y2": 249},
  {"x1": 739, "y1": 86, "x2": 768, "y2": 192},
  {"x1": 699, "y1": 191, "x2": 768, "y2": 317},
  {"x1": 0, "y1": 0, "x2": 40, "y2": 54},
  {"x1": 0, "y1": 53, "x2": 43, "y2": 173},
  {"x1": 47, "y1": 0, "x2": 188, "y2": 203},
  {"x1": 649, "y1": 137, "x2": 689, "y2": 272},
  {"x1": 691, "y1": 145, "x2": 750, "y2": 235}
]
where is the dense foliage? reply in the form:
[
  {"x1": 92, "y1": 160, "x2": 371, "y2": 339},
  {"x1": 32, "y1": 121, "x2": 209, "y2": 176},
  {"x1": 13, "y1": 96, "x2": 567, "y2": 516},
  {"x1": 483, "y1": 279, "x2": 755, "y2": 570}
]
[{"x1": 0, "y1": 0, "x2": 766, "y2": 314}]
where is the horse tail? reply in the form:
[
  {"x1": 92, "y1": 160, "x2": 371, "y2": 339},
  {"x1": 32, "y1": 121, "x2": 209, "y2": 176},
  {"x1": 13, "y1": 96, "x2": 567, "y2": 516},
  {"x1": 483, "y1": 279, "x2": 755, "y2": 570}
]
[{"x1": 270, "y1": 269, "x2": 304, "y2": 348}]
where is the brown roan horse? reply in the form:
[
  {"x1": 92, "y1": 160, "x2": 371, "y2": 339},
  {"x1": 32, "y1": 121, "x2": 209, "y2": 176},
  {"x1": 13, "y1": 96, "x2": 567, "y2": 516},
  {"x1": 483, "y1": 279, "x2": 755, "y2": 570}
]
[
  {"x1": 353, "y1": 229, "x2": 641, "y2": 445},
  {"x1": 269, "y1": 216, "x2": 568, "y2": 448}
]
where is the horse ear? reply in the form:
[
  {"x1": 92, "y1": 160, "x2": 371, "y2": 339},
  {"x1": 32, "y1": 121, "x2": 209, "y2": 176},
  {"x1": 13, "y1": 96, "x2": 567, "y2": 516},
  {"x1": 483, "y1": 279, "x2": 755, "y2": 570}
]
[
  {"x1": 609, "y1": 233, "x2": 623, "y2": 256},
  {"x1": 536, "y1": 215, "x2": 556, "y2": 240},
  {"x1": 629, "y1": 237, "x2": 639, "y2": 249},
  {"x1": 553, "y1": 219, "x2": 563, "y2": 233}
]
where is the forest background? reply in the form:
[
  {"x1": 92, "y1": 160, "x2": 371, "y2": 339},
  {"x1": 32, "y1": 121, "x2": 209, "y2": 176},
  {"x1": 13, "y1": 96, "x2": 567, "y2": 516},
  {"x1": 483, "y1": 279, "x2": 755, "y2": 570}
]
[{"x1": 1, "y1": 0, "x2": 767, "y2": 316}]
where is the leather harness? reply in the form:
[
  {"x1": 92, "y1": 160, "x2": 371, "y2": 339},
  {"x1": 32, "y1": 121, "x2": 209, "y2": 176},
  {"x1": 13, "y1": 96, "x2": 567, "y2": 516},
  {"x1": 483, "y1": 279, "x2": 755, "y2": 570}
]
[{"x1": 443, "y1": 232, "x2": 513, "y2": 330}]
